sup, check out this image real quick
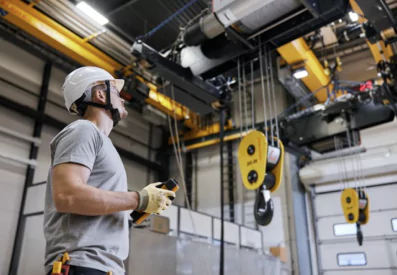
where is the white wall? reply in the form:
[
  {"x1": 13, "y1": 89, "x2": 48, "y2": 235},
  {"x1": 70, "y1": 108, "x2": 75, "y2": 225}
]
[{"x1": 0, "y1": 38, "x2": 162, "y2": 275}]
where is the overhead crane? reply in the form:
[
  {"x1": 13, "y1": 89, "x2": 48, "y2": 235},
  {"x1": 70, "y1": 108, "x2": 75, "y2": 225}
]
[{"x1": 0, "y1": 0, "x2": 231, "y2": 133}]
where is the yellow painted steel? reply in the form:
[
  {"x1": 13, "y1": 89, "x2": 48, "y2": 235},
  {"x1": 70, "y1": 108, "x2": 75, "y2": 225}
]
[
  {"x1": 238, "y1": 130, "x2": 268, "y2": 190},
  {"x1": 0, "y1": 0, "x2": 212, "y2": 130},
  {"x1": 0, "y1": 0, "x2": 120, "y2": 73},
  {"x1": 277, "y1": 38, "x2": 331, "y2": 102},
  {"x1": 269, "y1": 137, "x2": 284, "y2": 193},
  {"x1": 168, "y1": 119, "x2": 233, "y2": 145},
  {"x1": 184, "y1": 131, "x2": 247, "y2": 151},
  {"x1": 361, "y1": 191, "x2": 370, "y2": 225},
  {"x1": 340, "y1": 188, "x2": 359, "y2": 224},
  {"x1": 350, "y1": 0, "x2": 393, "y2": 63}
]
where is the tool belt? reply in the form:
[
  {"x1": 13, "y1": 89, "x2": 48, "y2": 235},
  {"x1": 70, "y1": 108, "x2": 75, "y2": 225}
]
[{"x1": 50, "y1": 253, "x2": 113, "y2": 275}]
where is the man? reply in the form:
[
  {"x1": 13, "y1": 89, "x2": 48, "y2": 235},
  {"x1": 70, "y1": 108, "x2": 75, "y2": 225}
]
[{"x1": 43, "y1": 66, "x2": 175, "y2": 275}]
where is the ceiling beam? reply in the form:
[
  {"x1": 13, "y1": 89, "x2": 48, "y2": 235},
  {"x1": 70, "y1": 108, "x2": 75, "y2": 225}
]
[
  {"x1": 0, "y1": 0, "x2": 206, "y2": 130},
  {"x1": 277, "y1": 37, "x2": 332, "y2": 102}
]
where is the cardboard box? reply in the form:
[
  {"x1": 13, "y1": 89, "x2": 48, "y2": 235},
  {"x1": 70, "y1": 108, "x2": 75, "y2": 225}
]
[
  {"x1": 270, "y1": 246, "x2": 287, "y2": 263},
  {"x1": 150, "y1": 215, "x2": 170, "y2": 234}
]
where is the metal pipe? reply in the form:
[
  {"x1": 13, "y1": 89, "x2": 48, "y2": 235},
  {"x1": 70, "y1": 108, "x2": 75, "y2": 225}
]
[
  {"x1": 311, "y1": 146, "x2": 366, "y2": 162},
  {"x1": 0, "y1": 152, "x2": 37, "y2": 167},
  {"x1": 0, "y1": 125, "x2": 41, "y2": 145}
]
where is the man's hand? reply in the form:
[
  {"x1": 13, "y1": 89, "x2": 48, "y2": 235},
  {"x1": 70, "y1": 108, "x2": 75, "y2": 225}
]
[{"x1": 135, "y1": 183, "x2": 176, "y2": 214}]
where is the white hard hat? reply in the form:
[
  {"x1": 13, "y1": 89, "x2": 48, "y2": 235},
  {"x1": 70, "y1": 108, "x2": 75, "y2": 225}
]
[{"x1": 62, "y1": 66, "x2": 125, "y2": 115}]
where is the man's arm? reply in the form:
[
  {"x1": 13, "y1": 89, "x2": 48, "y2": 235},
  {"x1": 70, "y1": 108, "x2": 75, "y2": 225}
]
[{"x1": 52, "y1": 162, "x2": 139, "y2": 216}]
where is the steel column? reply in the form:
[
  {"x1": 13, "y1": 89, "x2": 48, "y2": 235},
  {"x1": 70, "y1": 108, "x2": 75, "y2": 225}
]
[
  {"x1": 226, "y1": 140, "x2": 235, "y2": 222},
  {"x1": 185, "y1": 151, "x2": 193, "y2": 208},
  {"x1": 219, "y1": 109, "x2": 225, "y2": 275},
  {"x1": 288, "y1": 154, "x2": 313, "y2": 275},
  {"x1": 8, "y1": 61, "x2": 52, "y2": 275}
]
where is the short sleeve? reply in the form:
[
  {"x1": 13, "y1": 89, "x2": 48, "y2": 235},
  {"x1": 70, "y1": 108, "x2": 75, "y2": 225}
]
[{"x1": 52, "y1": 121, "x2": 102, "y2": 171}]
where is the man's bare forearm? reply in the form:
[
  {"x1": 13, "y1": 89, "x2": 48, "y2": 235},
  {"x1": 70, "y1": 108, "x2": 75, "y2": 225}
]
[{"x1": 55, "y1": 183, "x2": 139, "y2": 216}]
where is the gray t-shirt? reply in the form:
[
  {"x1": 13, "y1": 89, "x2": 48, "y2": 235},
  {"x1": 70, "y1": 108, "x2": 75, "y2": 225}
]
[{"x1": 43, "y1": 120, "x2": 129, "y2": 275}]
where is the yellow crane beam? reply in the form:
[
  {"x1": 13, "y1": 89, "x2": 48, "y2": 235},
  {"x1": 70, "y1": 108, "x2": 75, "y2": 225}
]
[
  {"x1": 350, "y1": 0, "x2": 393, "y2": 64},
  {"x1": 277, "y1": 37, "x2": 332, "y2": 102},
  {"x1": 0, "y1": 0, "x2": 203, "y2": 129}
]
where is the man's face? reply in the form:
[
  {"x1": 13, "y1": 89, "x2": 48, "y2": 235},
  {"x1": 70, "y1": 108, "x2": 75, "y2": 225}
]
[{"x1": 92, "y1": 81, "x2": 128, "y2": 119}]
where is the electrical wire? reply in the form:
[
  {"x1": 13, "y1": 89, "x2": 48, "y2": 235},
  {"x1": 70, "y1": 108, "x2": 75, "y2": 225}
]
[
  {"x1": 278, "y1": 80, "x2": 332, "y2": 118},
  {"x1": 137, "y1": 0, "x2": 201, "y2": 40}
]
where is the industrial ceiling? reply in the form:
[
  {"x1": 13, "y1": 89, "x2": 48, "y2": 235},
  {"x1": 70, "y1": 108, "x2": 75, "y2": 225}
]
[{"x1": 67, "y1": 0, "x2": 209, "y2": 51}]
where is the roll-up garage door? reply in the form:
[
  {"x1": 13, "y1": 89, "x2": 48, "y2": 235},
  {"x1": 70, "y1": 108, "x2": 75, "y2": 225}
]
[{"x1": 314, "y1": 183, "x2": 397, "y2": 275}]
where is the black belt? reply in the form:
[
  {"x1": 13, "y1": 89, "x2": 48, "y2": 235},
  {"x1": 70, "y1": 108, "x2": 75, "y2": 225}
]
[{"x1": 47, "y1": 265, "x2": 107, "y2": 275}]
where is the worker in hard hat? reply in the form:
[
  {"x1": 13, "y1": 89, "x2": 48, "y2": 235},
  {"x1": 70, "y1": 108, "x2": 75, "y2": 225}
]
[{"x1": 43, "y1": 66, "x2": 175, "y2": 275}]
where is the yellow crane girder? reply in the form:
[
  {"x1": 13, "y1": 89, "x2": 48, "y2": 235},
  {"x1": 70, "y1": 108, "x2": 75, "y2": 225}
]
[
  {"x1": 0, "y1": 0, "x2": 206, "y2": 130},
  {"x1": 350, "y1": 0, "x2": 394, "y2": 64},
  {"x1": 277, "y1": 37, "x2": 332, "y2": 103}
]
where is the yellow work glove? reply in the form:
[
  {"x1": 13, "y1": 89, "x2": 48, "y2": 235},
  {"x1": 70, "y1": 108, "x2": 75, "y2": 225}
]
[{"x1": 136, "y1": 182, "x2": 175, "y2": 214}]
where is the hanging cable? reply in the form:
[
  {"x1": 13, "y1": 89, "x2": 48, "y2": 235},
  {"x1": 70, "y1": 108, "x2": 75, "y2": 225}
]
[
  {"x1": 243, "y1": 60, "x2": 249, "y2": 133},
  {"x1": 346, "y1": 127, "x2": 358, "y2": 191},
  {"x1": 354, "y1": 130, "x2": 365, "y2": 192},
  {"x1": 238, "y1": 58, "x2": 244, "y2": 139},
  {"x1": 264, "y1": 45, "x2": 274, "y2": 146},
  {"x1": 278, "y1": 80, "x2": 332, "y2": 118},
  {"x1": 259, "y1": 38, "x2": 268, "y2": 134},
  {"x1": 268, "y1": 48, "x2": 280, "y2": 148},
  {"x1": 340, "y1": 137, "x2": 349, "y2": 190},
  {"x1": 251, "y1": 61, "x2": 255, "y2": 129},
  {"x1": 335, "y1": 136, "x2": 344, "y2": 192},
  {"x1": 164, "y1": 82, "x2": 212, "y2": 275}
]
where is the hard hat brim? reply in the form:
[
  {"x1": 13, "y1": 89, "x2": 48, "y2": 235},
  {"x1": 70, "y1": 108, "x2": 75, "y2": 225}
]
[{"x1": 114, "y1": 79, "x2": 125, "y2": 93}]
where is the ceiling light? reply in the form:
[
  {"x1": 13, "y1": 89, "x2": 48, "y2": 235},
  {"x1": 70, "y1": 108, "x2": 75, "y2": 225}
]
[
  {"x1": 76, "y1": 1, "x2": 109, "y2": 25},
  {"x1": 349, "y1": 12, "x2": 359, "y2": 22},
  {"x1": 293, "y1": 68, "x2": 309, "y2": 79}
]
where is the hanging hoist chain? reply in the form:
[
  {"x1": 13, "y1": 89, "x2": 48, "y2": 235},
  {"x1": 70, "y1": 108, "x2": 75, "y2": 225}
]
[
  {"x1": 238, "y1": 58, "x2": 243, "y2": 140},
  {"x1": 264, "y1": 45, "x2": 274, "y2": 146},
  {"x1": 251, "y1": 61, "x2": 255, "y2": 130},
  {"x1": 259, "y1": 38, "x2": 268, "y2": 135}
]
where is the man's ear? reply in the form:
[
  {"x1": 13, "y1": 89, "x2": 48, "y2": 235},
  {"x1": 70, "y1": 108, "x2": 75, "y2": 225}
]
[{"x1": 92, "y1": 90, "x2": 106, "y2": 104}]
